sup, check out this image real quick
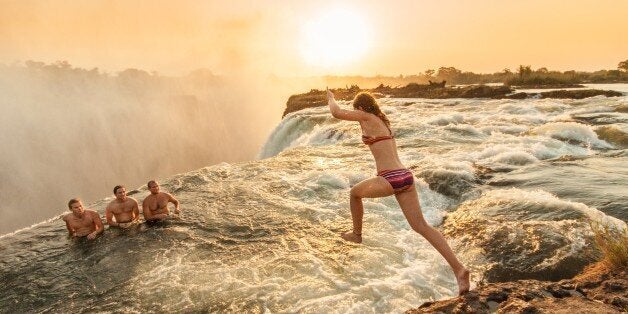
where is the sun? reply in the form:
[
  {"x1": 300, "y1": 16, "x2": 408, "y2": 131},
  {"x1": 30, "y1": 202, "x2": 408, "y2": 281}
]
[{"x1": 299, "y1": 7, "x2": 372, "y2": 68}]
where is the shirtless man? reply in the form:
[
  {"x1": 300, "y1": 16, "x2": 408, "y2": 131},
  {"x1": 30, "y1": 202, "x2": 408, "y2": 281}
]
[
  {"x1": 62, "y1": 198, "x2": 104, "y2": 240},
  {"x1": 105, "y1": 185, "x2": 140, "y2": 228},
  {"x1": 142, "y1": 180, "x2": 180, "y2": 222}
]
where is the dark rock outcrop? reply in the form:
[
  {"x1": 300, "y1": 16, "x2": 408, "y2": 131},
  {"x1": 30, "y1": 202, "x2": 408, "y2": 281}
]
[
  {"x1": 505, "y1": 89, "x2": 623, "y2": 100},
  {"x1": 429, "y1": 80, "x2": 447, "y2": 88},
  {"x1": 616, "y1": 104, "x2": 628, "y2": 113},
  {"x1": 538, "y1": 89, "x2": 623, "y2": 99},
  {"x1": 406, "y1": 262, "x2": 627, "y2": 314},
  {"x1": 282, "y1": 87, "x2": 360, "y2": 117},
  {"x1": 511, "y1": 83, "x2": 586, "y2": 89},
  {"x1": 283, "y1": 84, "x2": 514, "y2": 117},
  {"x1": 283, "y1": 84, "x2": 623, "y2": 117}
]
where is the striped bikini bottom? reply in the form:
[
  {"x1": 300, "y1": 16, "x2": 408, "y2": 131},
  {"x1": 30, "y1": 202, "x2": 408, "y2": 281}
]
[{"x1": 378, "y1": 168, "x2": 414, "y2": 194}]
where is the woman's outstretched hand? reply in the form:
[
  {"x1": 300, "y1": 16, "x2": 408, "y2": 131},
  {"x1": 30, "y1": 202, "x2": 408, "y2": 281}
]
[
  {"x1": 327, "y1": 87, "x2": 341, "y2": 117},
  {"x1": 326, "y1": 87, "x2": 335, "y2": 103}
]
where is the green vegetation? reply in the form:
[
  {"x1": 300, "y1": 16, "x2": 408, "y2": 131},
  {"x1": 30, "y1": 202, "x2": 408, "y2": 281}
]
[
  {"x1": 590, "y1": 221, "x2": 628, "y2": 270},
  {"x1": 504, "y1": 65, "x2": 581, "y2": 87},
  {"x1": 618, "y1": 59, "x2": 628, "y2": 72},
  {"x1": 0, "y1": 60, "x2": 221, "y2": 93},
  {"x1": 321, "y1": 59, "x2": 628, "y2": 88},
  {"x1": 3, "y1": 58, "x2": 627, "y2": 89}
]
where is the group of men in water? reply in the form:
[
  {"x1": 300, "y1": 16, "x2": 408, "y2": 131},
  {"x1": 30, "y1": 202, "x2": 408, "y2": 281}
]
[{"x1": 61, "y1": 180, "x2": 180, "y2": 239}]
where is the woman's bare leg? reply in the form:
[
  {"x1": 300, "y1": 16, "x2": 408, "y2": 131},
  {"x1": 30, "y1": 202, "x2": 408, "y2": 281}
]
[
  {"x1": 341, "y1": 176, "x2": 394, "y2": 243},
  {"x1": 395, "y1": 187, "x2": 470, "y2": 295}
]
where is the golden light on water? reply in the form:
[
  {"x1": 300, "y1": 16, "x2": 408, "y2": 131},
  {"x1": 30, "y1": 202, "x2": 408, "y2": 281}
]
[{"x1": 299, "y1": 7, "x2": 372, "y2": 68}]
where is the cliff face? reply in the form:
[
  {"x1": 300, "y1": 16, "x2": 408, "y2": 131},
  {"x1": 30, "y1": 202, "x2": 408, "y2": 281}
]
[
  {"x1": 406, "y1": 262, "x2": 627, "y2": 314},
  {"x1": 282, "y1": 84, "x2": 623, "y2": 117}
]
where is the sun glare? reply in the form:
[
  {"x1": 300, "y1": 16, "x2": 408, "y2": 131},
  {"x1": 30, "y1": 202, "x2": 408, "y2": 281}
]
[{"x1": 299, "y1": 7, "x2": 372, "y2": 68}]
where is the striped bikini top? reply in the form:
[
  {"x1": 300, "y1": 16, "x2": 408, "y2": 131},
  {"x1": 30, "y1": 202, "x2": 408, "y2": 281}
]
[
  {"x1": 361, "y1": 120, "x2": 394, "y2": 145},
  {"x1": 362, "y1": 134, "x2": 394, "y2": 145}
]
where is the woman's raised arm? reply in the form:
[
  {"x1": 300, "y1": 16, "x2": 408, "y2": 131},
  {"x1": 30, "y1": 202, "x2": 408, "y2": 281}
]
[{"x1": 327, "y1": 88, "x2": 368, "y2": 121}]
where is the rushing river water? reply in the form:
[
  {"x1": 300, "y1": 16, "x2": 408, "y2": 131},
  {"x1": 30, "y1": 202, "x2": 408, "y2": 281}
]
[{"x1": 1, "y1": 85, "x2": 627, "y2": 313}]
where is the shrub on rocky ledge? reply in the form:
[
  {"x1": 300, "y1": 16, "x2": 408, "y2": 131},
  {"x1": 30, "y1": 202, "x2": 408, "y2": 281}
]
[{"x1": 591, "y1": 221, "x2": 628, "y2": 270}]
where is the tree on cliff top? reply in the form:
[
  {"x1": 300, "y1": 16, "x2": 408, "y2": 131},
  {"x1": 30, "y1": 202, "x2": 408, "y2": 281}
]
[
  {"x1": 518, "y1": 65, "x2": 532, "y2": 78},
  {"x1": 618, "y1": 59, "x2": 628, "y2": 72},
  {"x1": 436, "y1": 67, "x2": 461, "y2": 80},
  {"x1": 590, "y1": 221, "x2": 628, "y2": 270}
]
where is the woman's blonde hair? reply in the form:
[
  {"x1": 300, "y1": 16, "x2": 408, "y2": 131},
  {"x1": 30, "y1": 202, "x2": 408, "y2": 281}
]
[{"x1": 352, "y1": 92, "x2": 390, "y2": 128}]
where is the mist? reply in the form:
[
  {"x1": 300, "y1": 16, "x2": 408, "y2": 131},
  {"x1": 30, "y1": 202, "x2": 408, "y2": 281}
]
[{"x1": 0, "y1": 61, "x2": 318, "y2": 235}]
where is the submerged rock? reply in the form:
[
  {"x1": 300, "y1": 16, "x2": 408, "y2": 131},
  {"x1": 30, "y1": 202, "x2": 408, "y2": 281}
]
[
  {"x1": 595, "y1": 126, "x2": 628, "y2": 148},
  {"x1": 417, "y1": 168, "x2": 478, "y2": 199},
  {"x1": 616, "y1": 104, "x2": 628, "y2": 113},
  {"x1": 441, "y1": 189, "x2": 601, "y2": 282}
]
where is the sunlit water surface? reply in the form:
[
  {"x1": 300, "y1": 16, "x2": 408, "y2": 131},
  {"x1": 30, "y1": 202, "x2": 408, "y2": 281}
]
[{"x1": 1, "y1": 85, "x2": 627, "y2": 313}]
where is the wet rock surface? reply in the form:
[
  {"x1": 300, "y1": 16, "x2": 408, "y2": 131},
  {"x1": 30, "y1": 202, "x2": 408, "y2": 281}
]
[
  {"x1": 440, "y1": 190, "x2": 600, "y2": 283},
  {"x1": 406, "y1": 262, "x2": 626, "y2": 314}
]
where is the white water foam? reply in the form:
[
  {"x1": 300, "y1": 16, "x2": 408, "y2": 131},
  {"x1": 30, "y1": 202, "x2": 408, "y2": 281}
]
[
  {"x1": 532, "y1": 122, "x2": 614, "y2": 149},
  {"x1": 4, "y1": 93, "x2": 627, "y2": 313}
]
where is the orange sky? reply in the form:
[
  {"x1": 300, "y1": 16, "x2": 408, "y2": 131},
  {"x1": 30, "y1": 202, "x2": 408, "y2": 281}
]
[{"x1": 0, "y1": 0, "x2": 626, "y2": 76}]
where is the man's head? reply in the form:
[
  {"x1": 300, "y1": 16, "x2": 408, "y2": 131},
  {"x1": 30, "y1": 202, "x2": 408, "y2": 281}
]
[
  {"x1": 68, "y1": 198, "x2": 84, "y2": 216},
  {"x1": 113, "y1": 185, "x2": 127, "y2": 200},
  {"x1": 147, "y1": 180, "x2": 160, "y2": 195}
]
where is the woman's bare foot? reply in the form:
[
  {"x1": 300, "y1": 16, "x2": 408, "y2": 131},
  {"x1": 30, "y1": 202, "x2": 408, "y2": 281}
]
[
  {"x1": 341, "y1": 231, "x2": 362, "y2": 243},
  {"x1": 456, "y1": 268, "x2": 470, "y2": 296}
]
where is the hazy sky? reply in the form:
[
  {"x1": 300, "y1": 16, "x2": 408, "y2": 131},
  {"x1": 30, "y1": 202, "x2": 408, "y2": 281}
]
[{"x1": 1, "y1": 0, "x2": 626, "y2": 76}]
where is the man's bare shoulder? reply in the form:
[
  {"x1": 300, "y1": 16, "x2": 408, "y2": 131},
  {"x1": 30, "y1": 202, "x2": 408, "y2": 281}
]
[
  {"x1": 127, "y1": 197, "x2": 139, "y2": 205},
  {"x1": 142, "y1": 194, "x2": 155, "y2": 202},
  {"x1": 61, "y1": 213, "x2": 71, "y2": 221},
  {"x1": 158, "y1": 192, "x2": 174, "y2": 198},
  {"x1": 85, "y1": 209, "x2": 99, "y2": 216}
]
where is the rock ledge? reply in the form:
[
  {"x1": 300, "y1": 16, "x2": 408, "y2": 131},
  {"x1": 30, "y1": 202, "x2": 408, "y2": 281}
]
[
  {"x1": 283, "y1": 84, "x2": 622, "y2": 117},
  {"x1": 406, "y1": 263, "x2": 626, "y2": 314}
]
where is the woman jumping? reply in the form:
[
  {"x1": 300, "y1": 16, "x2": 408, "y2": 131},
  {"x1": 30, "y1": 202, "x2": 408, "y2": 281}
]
[{"x1": 327, "y1": 89, "x2": 470, "y2": 295}]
